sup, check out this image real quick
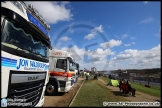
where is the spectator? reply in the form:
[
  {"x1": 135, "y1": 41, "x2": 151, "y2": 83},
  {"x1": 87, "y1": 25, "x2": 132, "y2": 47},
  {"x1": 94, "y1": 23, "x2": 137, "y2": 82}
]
[
  {"x1": 119, "y1": 78, "x2": 123, "y2": 91},
  {"x1": 122, "y1": 78, "x2": 125, "y2": 83},
  {"x1": 94, "y1": 73, "x2": 98, "y2": 80},
  {"x1": 112, "y1": 76, "x2": 115, "y2": 79},
  {"x1": 119, "y1": 78, "x2": 125, "y2": 92},
  {"x1": 98, "y1": 74, "x2": 101, "y2": 77},
  {"x1": 86, "y1": 72, "x2": 90, "y2": 80},
  {"x1": 109, "y1": 74, "x2": 112, "y2": 79},
  {"x1": 126, "y1": 80, "x2": 136, "y2": 97}
]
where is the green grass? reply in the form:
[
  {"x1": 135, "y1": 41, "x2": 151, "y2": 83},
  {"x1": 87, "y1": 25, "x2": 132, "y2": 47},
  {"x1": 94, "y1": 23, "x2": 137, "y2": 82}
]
[
  {"x1": 71, "y1": 77, "x2": 128, "y2": 107},
  {"x1": 132, "y1": 82, "x2": 160, "y2": 89},
  {"x1": 130, "y1": 83, "x2": 160, "y2": 97},
  {"x1": 100, "y1": 76, "x2": 161, "y2": 97},
  {"x1": 101, "y1": 76, "x2": 111, "y2": 84}
]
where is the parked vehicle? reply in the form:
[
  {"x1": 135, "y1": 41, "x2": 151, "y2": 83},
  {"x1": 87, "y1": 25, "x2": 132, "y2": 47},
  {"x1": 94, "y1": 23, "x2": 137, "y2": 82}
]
[
  {"x1": 1, "y1": 1, "x2": 51, "y2": 107},
  {"x1": 46, "y1": 49, "x2": 79, "y2": 95}
]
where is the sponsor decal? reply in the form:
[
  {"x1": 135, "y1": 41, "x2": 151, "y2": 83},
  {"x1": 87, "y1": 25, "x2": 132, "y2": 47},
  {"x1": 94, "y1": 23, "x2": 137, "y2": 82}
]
[
  {"x1": 2, "y1": 57, "x2": 49, "y2": 71},
  {"x1": 16, "y1": 58, "x2": 49, "y2": 71},
  {"x1": 54, "y1": 52, "x2": 62, "y2": 56},
  {"x1": 27, "y1": 12, "x2": 49, "y2": 38}
]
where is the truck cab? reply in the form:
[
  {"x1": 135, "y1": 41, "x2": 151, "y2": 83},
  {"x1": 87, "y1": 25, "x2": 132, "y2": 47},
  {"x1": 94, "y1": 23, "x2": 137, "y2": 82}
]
[{"x1": 46, "y1": 49, "x2": 78, "y2": 95}]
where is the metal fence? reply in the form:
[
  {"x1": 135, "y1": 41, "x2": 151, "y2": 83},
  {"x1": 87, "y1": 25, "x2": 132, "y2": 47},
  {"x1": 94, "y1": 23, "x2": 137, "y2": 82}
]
[{"x1": 129, "y1": 74, "x2": 161, "y2": 88}]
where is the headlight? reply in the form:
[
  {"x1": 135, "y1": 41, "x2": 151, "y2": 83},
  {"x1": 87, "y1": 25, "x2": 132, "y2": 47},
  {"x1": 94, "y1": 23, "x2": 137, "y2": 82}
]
[{"x1": 11, "y1": 1, "x2": 24, "y2": 13}]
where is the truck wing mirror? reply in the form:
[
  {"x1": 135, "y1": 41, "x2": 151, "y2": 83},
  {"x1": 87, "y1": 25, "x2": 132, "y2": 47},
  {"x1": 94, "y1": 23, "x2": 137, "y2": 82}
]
[{"x1": 50, "y1": 46, "x2": 52, "y2": 50}]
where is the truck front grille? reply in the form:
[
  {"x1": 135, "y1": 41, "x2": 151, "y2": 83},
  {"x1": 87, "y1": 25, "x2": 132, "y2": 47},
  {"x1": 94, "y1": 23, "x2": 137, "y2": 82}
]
[
  {"x1": 7, "y1": 70, "x2": 46, "y2": 107},
  {"x1": 59, "y1": 81, "x2": 66, "y2": 87}
]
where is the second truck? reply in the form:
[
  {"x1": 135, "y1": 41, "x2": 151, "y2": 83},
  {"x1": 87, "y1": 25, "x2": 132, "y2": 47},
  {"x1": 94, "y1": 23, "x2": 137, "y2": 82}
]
[{"x1": 45, "y1": 49, "x2": 79, "y2": 95}]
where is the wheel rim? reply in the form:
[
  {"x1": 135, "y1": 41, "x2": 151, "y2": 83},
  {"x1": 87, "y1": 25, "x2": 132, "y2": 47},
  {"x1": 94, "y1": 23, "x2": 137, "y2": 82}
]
[{"x1": 46, "y1": 84, "x2": 55, "y2": 93}]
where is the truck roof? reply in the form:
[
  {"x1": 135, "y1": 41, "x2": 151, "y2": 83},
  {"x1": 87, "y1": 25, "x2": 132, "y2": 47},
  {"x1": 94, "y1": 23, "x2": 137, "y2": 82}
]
[{"x1": 49, "y1": 49, "x2": 73, "y2": 58}]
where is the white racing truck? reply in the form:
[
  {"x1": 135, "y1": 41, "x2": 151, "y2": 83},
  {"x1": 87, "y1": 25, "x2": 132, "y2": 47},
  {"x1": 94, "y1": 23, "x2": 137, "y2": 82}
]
[
  {"x1": 1, "y1": 1, "x2": 51, "y2": 107},
  {"x1": 46, "y1": 49, "x2": 79, "y2": 95}
]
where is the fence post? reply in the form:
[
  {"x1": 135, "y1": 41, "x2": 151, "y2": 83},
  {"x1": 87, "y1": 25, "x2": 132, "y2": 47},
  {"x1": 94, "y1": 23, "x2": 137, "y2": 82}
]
[
  {"x1": 139, "y1": 75, "x2": 141, "y2": 85},
  {"x1": 147, "y1": 74, "x2": 150, "y2": 85},
  {"x1": 133, "y1": 74, "x2": 134, "y2": 83}
]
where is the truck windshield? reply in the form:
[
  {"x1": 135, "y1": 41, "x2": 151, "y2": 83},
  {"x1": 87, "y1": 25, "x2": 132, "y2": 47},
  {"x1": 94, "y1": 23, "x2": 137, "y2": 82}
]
[{"x1": 1, "y1": 18, "x2": 49, "y2": 61}]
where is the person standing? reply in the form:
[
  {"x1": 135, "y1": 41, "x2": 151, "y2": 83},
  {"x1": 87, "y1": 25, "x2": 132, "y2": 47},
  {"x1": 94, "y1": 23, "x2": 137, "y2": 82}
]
[
  {"x1": 94, "y1": 72, "x2": 98, "y2": 80},
  {"x1": 119, "y1": 78, "x2": 123, "y2": 91},
  {"x1": 126, "y1": 80, "x2": 136, "y2": 97},
  {"x1": 86, "y1": 72, "x2": 90, "y2": 80}
]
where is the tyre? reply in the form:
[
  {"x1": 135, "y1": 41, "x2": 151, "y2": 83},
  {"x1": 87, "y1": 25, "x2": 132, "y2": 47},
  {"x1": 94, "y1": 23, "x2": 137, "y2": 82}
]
[{"x1": 45, "y1": 82, "x2": 58, "y2": 96}]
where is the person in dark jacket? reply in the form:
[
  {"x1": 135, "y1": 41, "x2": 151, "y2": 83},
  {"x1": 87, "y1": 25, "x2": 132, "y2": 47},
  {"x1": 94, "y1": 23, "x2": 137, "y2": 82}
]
[
  {"x1": 119, "y1": 78, "x2": 122, "y2": 91},
  {"x1": 126, "y1": 80, "x2": 136, "y2": 97},
  {"x1": 119, "y1": 78, "x2": 125, "y2": 91},
  {"x1": 109, "y1": 74, "x2": 112, "y2": 79},
  {"x1": 94, "y1": 73, "x2": 98, "y2": 80}
]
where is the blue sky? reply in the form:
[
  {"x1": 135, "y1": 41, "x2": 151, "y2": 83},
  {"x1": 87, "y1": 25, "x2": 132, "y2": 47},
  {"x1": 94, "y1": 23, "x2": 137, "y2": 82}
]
[{"x1": 25, "y1": 1, "x2": 161, "y2": 71}]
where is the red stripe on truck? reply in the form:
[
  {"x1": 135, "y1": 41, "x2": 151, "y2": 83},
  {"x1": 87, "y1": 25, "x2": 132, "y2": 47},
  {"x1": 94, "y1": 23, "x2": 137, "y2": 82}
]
[{"x1": 49, "y1": 71, "x2": 75, "y2": 77}]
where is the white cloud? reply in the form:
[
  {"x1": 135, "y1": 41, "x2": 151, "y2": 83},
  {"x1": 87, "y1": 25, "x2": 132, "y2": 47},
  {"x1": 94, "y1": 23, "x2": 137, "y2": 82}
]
[
  {"x1": 100, "y1": 39, "x2": 122, "y2": 49},
  {"x1": 155, "y1": 26, "x2": 161, "y2": 37},
  {"x1": 68, "y1": 27, "x2": 74, "y2": 33},
  {"x1": 143, "y1": 1, "x2": 149, "y2": 4},
  {"x1": 124, "y1": 42, "x2": 135, "y2": 47},
  {"x1": 25, "y1": 1, "x2": 73, "y2": 24},
  {"x1": 59, "y1": 44, "x2": 160, "y2": 71},
  {"x1": 84, "y1": 32, "x2": 96, "y2": 40},
  {"x1": 93, "y1": 25, "x2": 103, "y2": 33},
  {"x1": 121, "y1": 34, "x2": 128, "y2": 39},
  {"x1": 113, "y1": 49, "x2": 139, "y2": 60},
  {"x1": 84, "y1": 25, "x2": 103, "y2": 40},
  {"x1": 60, "y1": 36, "x2": 71, "y2": 41},
  {"x1": 88, "y1": 48, "x2": 114, "y2": 61},
  {"x1": 139, "y1": 17, "x2": 153, "y2": 24},
  {"x1": 59, "y1": 45, "x2": 115, "y2": 64},
  {"x1": 60, "y1": 1, "x2": 70, "y2": 6},
  {"x1": 124, "y1": 44, "x2": 131, "y2": 47},
  {"x1": 110, "y1": 44, "x2": 160, "y2": 70}
]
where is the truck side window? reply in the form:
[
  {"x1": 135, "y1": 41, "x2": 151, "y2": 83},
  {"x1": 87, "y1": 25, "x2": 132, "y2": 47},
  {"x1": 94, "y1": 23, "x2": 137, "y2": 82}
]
[{"x1": 56, "y1": 59, "x2": 65, "y2": 69}]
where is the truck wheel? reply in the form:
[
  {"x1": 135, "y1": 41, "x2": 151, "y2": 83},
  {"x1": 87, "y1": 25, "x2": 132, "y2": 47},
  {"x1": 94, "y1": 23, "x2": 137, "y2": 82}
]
[{"x1": 45, "y1": 82, "x2": 57, "y2": 96}]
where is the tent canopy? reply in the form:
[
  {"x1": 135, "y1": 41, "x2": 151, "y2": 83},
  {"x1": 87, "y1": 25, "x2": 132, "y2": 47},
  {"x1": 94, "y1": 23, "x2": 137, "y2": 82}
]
[{"x1": 107, "y1": 79, "x2": 119, "y2": 86}]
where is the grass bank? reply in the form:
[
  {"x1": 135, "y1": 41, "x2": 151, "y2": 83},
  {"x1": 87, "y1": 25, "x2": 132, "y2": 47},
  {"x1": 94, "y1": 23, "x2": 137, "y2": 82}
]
[
  {"x1": 100, "y1": 76, "x2": 161, "y2": 97},
  {"x1": 71, "y1": 77, "x2": 128, "y2": 107}
]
